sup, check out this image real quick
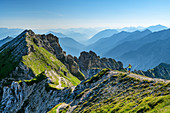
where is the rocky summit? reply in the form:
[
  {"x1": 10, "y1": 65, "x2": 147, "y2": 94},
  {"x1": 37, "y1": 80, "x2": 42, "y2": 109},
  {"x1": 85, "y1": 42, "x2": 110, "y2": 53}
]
[{"x1": 0, "y1": 30, "x2": 169, "y2": 113}]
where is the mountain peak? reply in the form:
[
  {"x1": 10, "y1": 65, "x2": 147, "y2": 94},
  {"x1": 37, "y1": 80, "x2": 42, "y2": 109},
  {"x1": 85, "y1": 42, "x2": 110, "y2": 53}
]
[
  {"x1": 142, "y1": 29, "x2": 152, "y2": 33},
  {"x1": 22, "y1": 29, "x2": 35, "y2": 36},
  {"x1": 147, "y1": 24, "x2": 168, "y2": 32}
]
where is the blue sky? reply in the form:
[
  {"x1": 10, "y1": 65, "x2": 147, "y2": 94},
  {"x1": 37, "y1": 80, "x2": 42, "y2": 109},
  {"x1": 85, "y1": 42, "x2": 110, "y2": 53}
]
[{"x1": 0, "y1": 0, "x2": 170, "y2": 29}]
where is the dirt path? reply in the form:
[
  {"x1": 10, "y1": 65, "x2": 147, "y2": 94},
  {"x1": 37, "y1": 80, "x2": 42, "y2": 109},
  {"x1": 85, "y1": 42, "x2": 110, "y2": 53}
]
[
  {"x1": 110, "y1": 71, "x2": 170, "y2": 83},
  {"x1": 56, "y1": 103, "x2": 68, "y2": 113},
  {"x1": 128, "y1": 73, "x2": 170, "y2": 83},
  {"x1": 47, "y1": 70, "x2": 66, "y2": 89}
]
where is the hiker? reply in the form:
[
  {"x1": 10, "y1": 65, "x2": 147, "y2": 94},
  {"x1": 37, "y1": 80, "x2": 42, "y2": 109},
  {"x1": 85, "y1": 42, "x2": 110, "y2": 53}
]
[{"x1": 127, "y1": 64, "x2": 132, "y2": 73}]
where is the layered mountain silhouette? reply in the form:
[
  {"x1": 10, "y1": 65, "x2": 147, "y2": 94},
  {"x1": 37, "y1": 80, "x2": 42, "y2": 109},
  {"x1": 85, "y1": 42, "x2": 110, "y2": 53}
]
[
  {"x1": 0, "y1": 28, "x2": 23, "y2": 39},
  {"x1": 147, "y1": 24, "x2": 168, "y2": 32},
  {"x1": 45, "y1": 31, "x2": 85, "y2": 57},
  {"x1": 86, "y1": 29, "x2": 151, "y2": 56},
  {"x1": 104, "y1": 28, "x2": 170, "y2": 70},
  {"x1": 59, "y1": 37, "x2": 85, "y2": 57},
  {"x1": 0, "y1": 36, "x2": 13, "y2": 47},
  {"x1": 86, "y1": 29, "x2": 118, "y2": 45},
  {"x1": 45, "y1": 31, "x2": 67, "y2": 38}
]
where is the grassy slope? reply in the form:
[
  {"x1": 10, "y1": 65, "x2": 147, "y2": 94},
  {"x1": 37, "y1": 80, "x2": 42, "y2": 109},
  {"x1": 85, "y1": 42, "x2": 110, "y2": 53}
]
[
  {"x1": 49, "y1": 69, "x2": 170, "y2": 113},
  {"x1": 47, "y1": 103, "x2": 65, "y2": 113},
  {"x1": 22, "y1": 36, "x2": 80, "y2": 87},
  {"x1": 0, "y1": 33, "x2": 80, "y2": 88}
]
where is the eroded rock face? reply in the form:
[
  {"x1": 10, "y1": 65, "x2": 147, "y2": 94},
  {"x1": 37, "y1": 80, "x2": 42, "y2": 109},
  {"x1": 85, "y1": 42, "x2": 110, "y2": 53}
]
[
  {"x1": 0, "y1": 80, "x2": 73, "y2": 113},
  {"x1": 77, "y1": 51, "x2": 124, "y2": 77},
  {"x1": 33, "y1": 33, "x2": 85, "y2": 80}
]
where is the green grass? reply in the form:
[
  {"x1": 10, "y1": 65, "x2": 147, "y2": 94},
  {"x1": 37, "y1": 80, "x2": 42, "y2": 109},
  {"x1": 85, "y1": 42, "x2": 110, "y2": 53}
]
[
  {"x1": 48, "y1": 68, "x2": 170, "y2": 113},
  {"x1": 47, "y1": 103, "x2": 65, "y2": 113},
  {"x1": 19, "y1": 72, "x2": 47, "y2": 86},
  {"x1": 83, "y1": 68, "x2": 111, "y2": 84},
  {"x1": 72, "y1": 70, "x2": 170, "y2": 113},
  {"x1": 22, "y1": 36, "x2": 80, "y2": 87}
]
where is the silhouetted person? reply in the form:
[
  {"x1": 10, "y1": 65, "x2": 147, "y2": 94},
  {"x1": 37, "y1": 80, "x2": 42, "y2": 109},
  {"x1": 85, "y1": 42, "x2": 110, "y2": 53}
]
[{"x1": 127, "y1": 64, "x2": 132, "y2": 74}]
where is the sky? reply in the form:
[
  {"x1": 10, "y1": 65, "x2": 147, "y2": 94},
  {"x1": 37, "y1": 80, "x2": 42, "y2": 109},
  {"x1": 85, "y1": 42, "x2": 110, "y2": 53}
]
[{"x1": 0, "y1": 0, "x2": 170, "y2": 29}]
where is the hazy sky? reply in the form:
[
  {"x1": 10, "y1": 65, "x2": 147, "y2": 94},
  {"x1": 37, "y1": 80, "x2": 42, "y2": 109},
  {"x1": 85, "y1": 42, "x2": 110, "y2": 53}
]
[{"x1": 0, "y1": 0, "x2": 170, "y2": 29}]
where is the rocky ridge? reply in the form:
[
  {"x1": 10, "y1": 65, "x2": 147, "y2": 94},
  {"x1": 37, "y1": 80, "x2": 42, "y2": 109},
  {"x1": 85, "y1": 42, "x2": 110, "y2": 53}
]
[{"x1": 75, "y1": 51, "x2": 124, "y2": 78}]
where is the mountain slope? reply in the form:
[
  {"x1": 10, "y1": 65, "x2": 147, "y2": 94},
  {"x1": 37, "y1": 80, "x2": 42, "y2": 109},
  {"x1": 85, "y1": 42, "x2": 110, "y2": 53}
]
[
  {"x1": 47, "y1": 69, "x2": 170, "y2": 113},
  {"x1": 87, "y1": 30, "x2": 151, "y2": 56},
  {"x1": 1, "y1": 68, "x2": 169, "y2": 112},
  {"x1": 0, "y1": 28, "x2": 23, "y2": 39},
  {"x1": 59, "y1": 37, "x2": 85, "y2": 57},
  {"x1": 0, "y1": 30, "x2": 81, "y2": 100},
  {"x1": 0, "y1": 30, "x2": 79, "y2": 85},
  {"x1": 0, "y1": 36, "x2": 13, "y2": 47},
  {"x1": 104, "y1": 29, "x2": 170, "y2": 64},
  {"x1": 46, "y1": 31, "x2": 67, "y2": 38},
  {"x1": 147, "y1": 24, "x2": 168, "y2": 32},
  {"x1": 86, "y1": 31, "x2": 131, "y2": 56},
  {"x1": 64, "y1": 31, "x2": 89, "y2": 42},
  {"x1": 87, "y1": 29, "x2": 118, "y2": 45},
  {"x1": 118, "y1": 37, "x2": 170, "y2": 70},
  {"x1": 134, "y1": 63, "x2": 170, "y2": 80}
]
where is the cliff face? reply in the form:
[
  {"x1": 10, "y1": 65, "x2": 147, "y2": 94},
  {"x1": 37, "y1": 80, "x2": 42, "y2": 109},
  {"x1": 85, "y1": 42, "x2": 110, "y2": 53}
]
[
  {"x1": 76, "y1": 51, "x2": 124, "y2": 78},
  {"x1": 0, "y1": 80, "x2": 73, "y2": 113},
  {"x1": 29, "y1": 32, "x2": 85, "y2": 80}
]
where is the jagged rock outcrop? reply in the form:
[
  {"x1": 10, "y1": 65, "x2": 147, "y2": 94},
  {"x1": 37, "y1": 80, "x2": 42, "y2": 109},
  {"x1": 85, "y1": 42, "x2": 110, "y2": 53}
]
[
  {"x1": 0, "y1": 80, "x2": 73, "y2": 113},
  {"x1": 76, "y1": 51, "x2": 124, "y2": 77},
  {"x1": 134, "y1": 63, "x2": 170, "y2": 80},
  {"x1": 31, "y1": 32, "x2": 85, "y2": 80}
]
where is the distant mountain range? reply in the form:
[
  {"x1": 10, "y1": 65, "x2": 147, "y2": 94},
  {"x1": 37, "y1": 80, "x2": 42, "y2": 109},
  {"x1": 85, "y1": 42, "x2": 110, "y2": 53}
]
[
  {"x1": 0, "y1": 36, "x2": 13, "y2": 47},
  {"x1": 86, "y1": 29, "x2": 118, "y2": 45},
  {"x1": 85, "y1": 24, "x2": 168, "y2": 45},
  {"x1": 104, "y1": 28, "x2": 170, "y2": 70},
  {"x1": 45, "y1": 31, "x2": 67, "y2": 38},
  {"x1": 0, "y1": 24, "x2": 169, "y2": 69},
  {"x1": 59, "y1": 37, "x2": 85, "y2": 56},
  {"x1": 147, "y1": 24, "x2": 168, "y2": 32},
  {"x1": 0, "y1": 28, "x2": 23, "y2": 39},
  {"x1": 45, "y1": 31, "x2": 85, "y2": 57},
  {"x1": 86, "y1": 29, "x2": 152, "y2": 56}
]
